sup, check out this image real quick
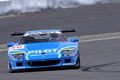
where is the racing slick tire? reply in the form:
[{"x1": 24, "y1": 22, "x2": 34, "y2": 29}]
[
  {"x1": 74, "y1": 51, "x2": 81, "y2": 69},
  {"x1": 8, "y1": 63, "x2": 14, "y2": 73}
]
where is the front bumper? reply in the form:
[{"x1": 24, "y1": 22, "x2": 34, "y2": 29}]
[{"x1": 9, "y1": 56, "x2": 78, "y2": 70}]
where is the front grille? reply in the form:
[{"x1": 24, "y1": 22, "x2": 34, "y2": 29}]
[
  {"x1": 16, "y1": 63, "x2": 23, "y2": 66},
  {"x1": 65, "y1": 59, "x2": 71, "y2": 63},
  {"x1": 27, "y1": 60, "x2": 60, "y2": 66}
]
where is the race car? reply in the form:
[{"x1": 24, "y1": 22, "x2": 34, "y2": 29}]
[{"x1": 7, "y1": 29, "x2": 80, "y2": 72}]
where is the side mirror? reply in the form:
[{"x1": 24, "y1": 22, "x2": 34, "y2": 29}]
[
  {"x1": 69, "y1": 38, "x2": 79, "y2": 42},
  {"x1": 7, "y1": 43, "x2": 13, "y2": 47}
]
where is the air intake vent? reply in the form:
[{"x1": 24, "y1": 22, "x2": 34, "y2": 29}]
[{"x1": 27, "y1": 60, "x2": 60, "y2": 66}]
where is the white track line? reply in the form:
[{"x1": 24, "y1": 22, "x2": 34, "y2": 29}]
[{"x1": 0, "y1": 49, "x2": 7, "y2": 52}]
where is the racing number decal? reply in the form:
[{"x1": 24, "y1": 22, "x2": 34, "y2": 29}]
[{"x1": 9, "y1": 45, "x2": 24, "y2": 50}]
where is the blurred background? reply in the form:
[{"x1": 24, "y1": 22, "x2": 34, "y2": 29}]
[{"x1": 0, "y1": 0, "x2": 120, "y2": 16}]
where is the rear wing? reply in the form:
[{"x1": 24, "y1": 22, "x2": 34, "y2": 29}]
[
  {"x1": 11, "y1": 32, "x2": 25, "y2": 36},
  {"x1": 11, "y1": 32, "x2": 25, "y2": 42},
  {"x1": 61, "y1": 28, "x2": 77, "y2": 38},
  {"x1": 61, "y1": 29, "x2": 75, "y2": 33},
  {"x1": 11, "y1": 28, "x2": 76, "y2": 36},
  {"x1": 10, "y1": 28, "x2": 76, "y2": 42}
]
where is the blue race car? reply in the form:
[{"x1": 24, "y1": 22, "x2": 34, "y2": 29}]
[{"x1": 7, "y1": 29, "x2": 80, "y2": 72}]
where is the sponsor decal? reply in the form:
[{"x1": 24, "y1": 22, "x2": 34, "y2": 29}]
[
  {"x1": 24, "y1": 31, "x2": 61, "y2": 36},
  {"x1": 28, "y1": 49, "x2": 58, "y2": 54},
  {"x1": 12, "y1": 67, "x2": 26, "y2": 69},
  {"x1": 63, "y1": 63, "x2": 74, "y2": 65},
  {"x1": 9, "y1": 45, "x2": 24, "y2": 51}
]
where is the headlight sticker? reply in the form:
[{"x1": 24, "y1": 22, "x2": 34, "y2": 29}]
[
  {"x1": 61, "y1": 46, "x2": 77, "y2": 57},
  {"x1": 11, "y1": 52, "x2": 24, "y2": 60},
  {"x1": 11, "y1": 52, "x2": 24, "y2": 55},
  {"x1": 62, "y1": 49, "x2": 75, "y2": 51},
  {"x1": 62, "y1": 49, "x2": 75, "y2": 57},
  {"x1": 57, "y1": 46, "x2": 77, "y2": 58}
]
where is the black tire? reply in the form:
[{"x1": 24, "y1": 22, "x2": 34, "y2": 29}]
[
  {"x1": 74, "y1": 51, "x2": 81, "y2": 69},
  {"x1": 8, "y1": 63, "x2": 14, "y2": 73}
]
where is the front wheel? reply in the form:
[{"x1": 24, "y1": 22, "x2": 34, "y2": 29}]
[
  {"x1": 8, "y1": 63, "x2": 14, "y2": 73},
  {"x1": 74, "y1": 51, "x2": 81, "y2": 69}
]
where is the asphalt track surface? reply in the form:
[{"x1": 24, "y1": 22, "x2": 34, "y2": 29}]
[
  {"x1": 0, "y1": 3, "x2": 120, "y2": 44},
  {"x1": 0, "y1": 38, "x2": 120, "y2": 80},
  {"x1": 0, "y1": 2, "x2": 120, "y2": 80}
]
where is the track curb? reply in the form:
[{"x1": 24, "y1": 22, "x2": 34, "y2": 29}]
[
  {"x1": 0, "y1": 32, "x2": 120, "y2": 51},
  {"x1": 76, "y1": 32, "x2": 120, "y2": 42},
  {"x1": 0, "y1": 44, "x2": 7, "y2": 51}
]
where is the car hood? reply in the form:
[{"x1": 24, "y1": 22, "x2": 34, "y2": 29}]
[{"x1": 8, "y1": 42, "x2": 78, "y2": 60}]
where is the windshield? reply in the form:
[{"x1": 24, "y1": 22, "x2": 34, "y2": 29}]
[{"x1": 19, "y1": 32, "x2": 67, "y2": 44}]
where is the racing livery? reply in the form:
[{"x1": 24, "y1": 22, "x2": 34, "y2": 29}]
[{"x1": 7, "y1": 29, "x2": 80, "y2": 72}]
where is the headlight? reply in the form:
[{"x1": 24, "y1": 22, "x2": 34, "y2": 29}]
[
  {"x1": 62, "y1": 49, "x2": 75, "y2": 57},
  {"x1": 11, "y1": 52, "x2": 24, "y2": 60}
]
